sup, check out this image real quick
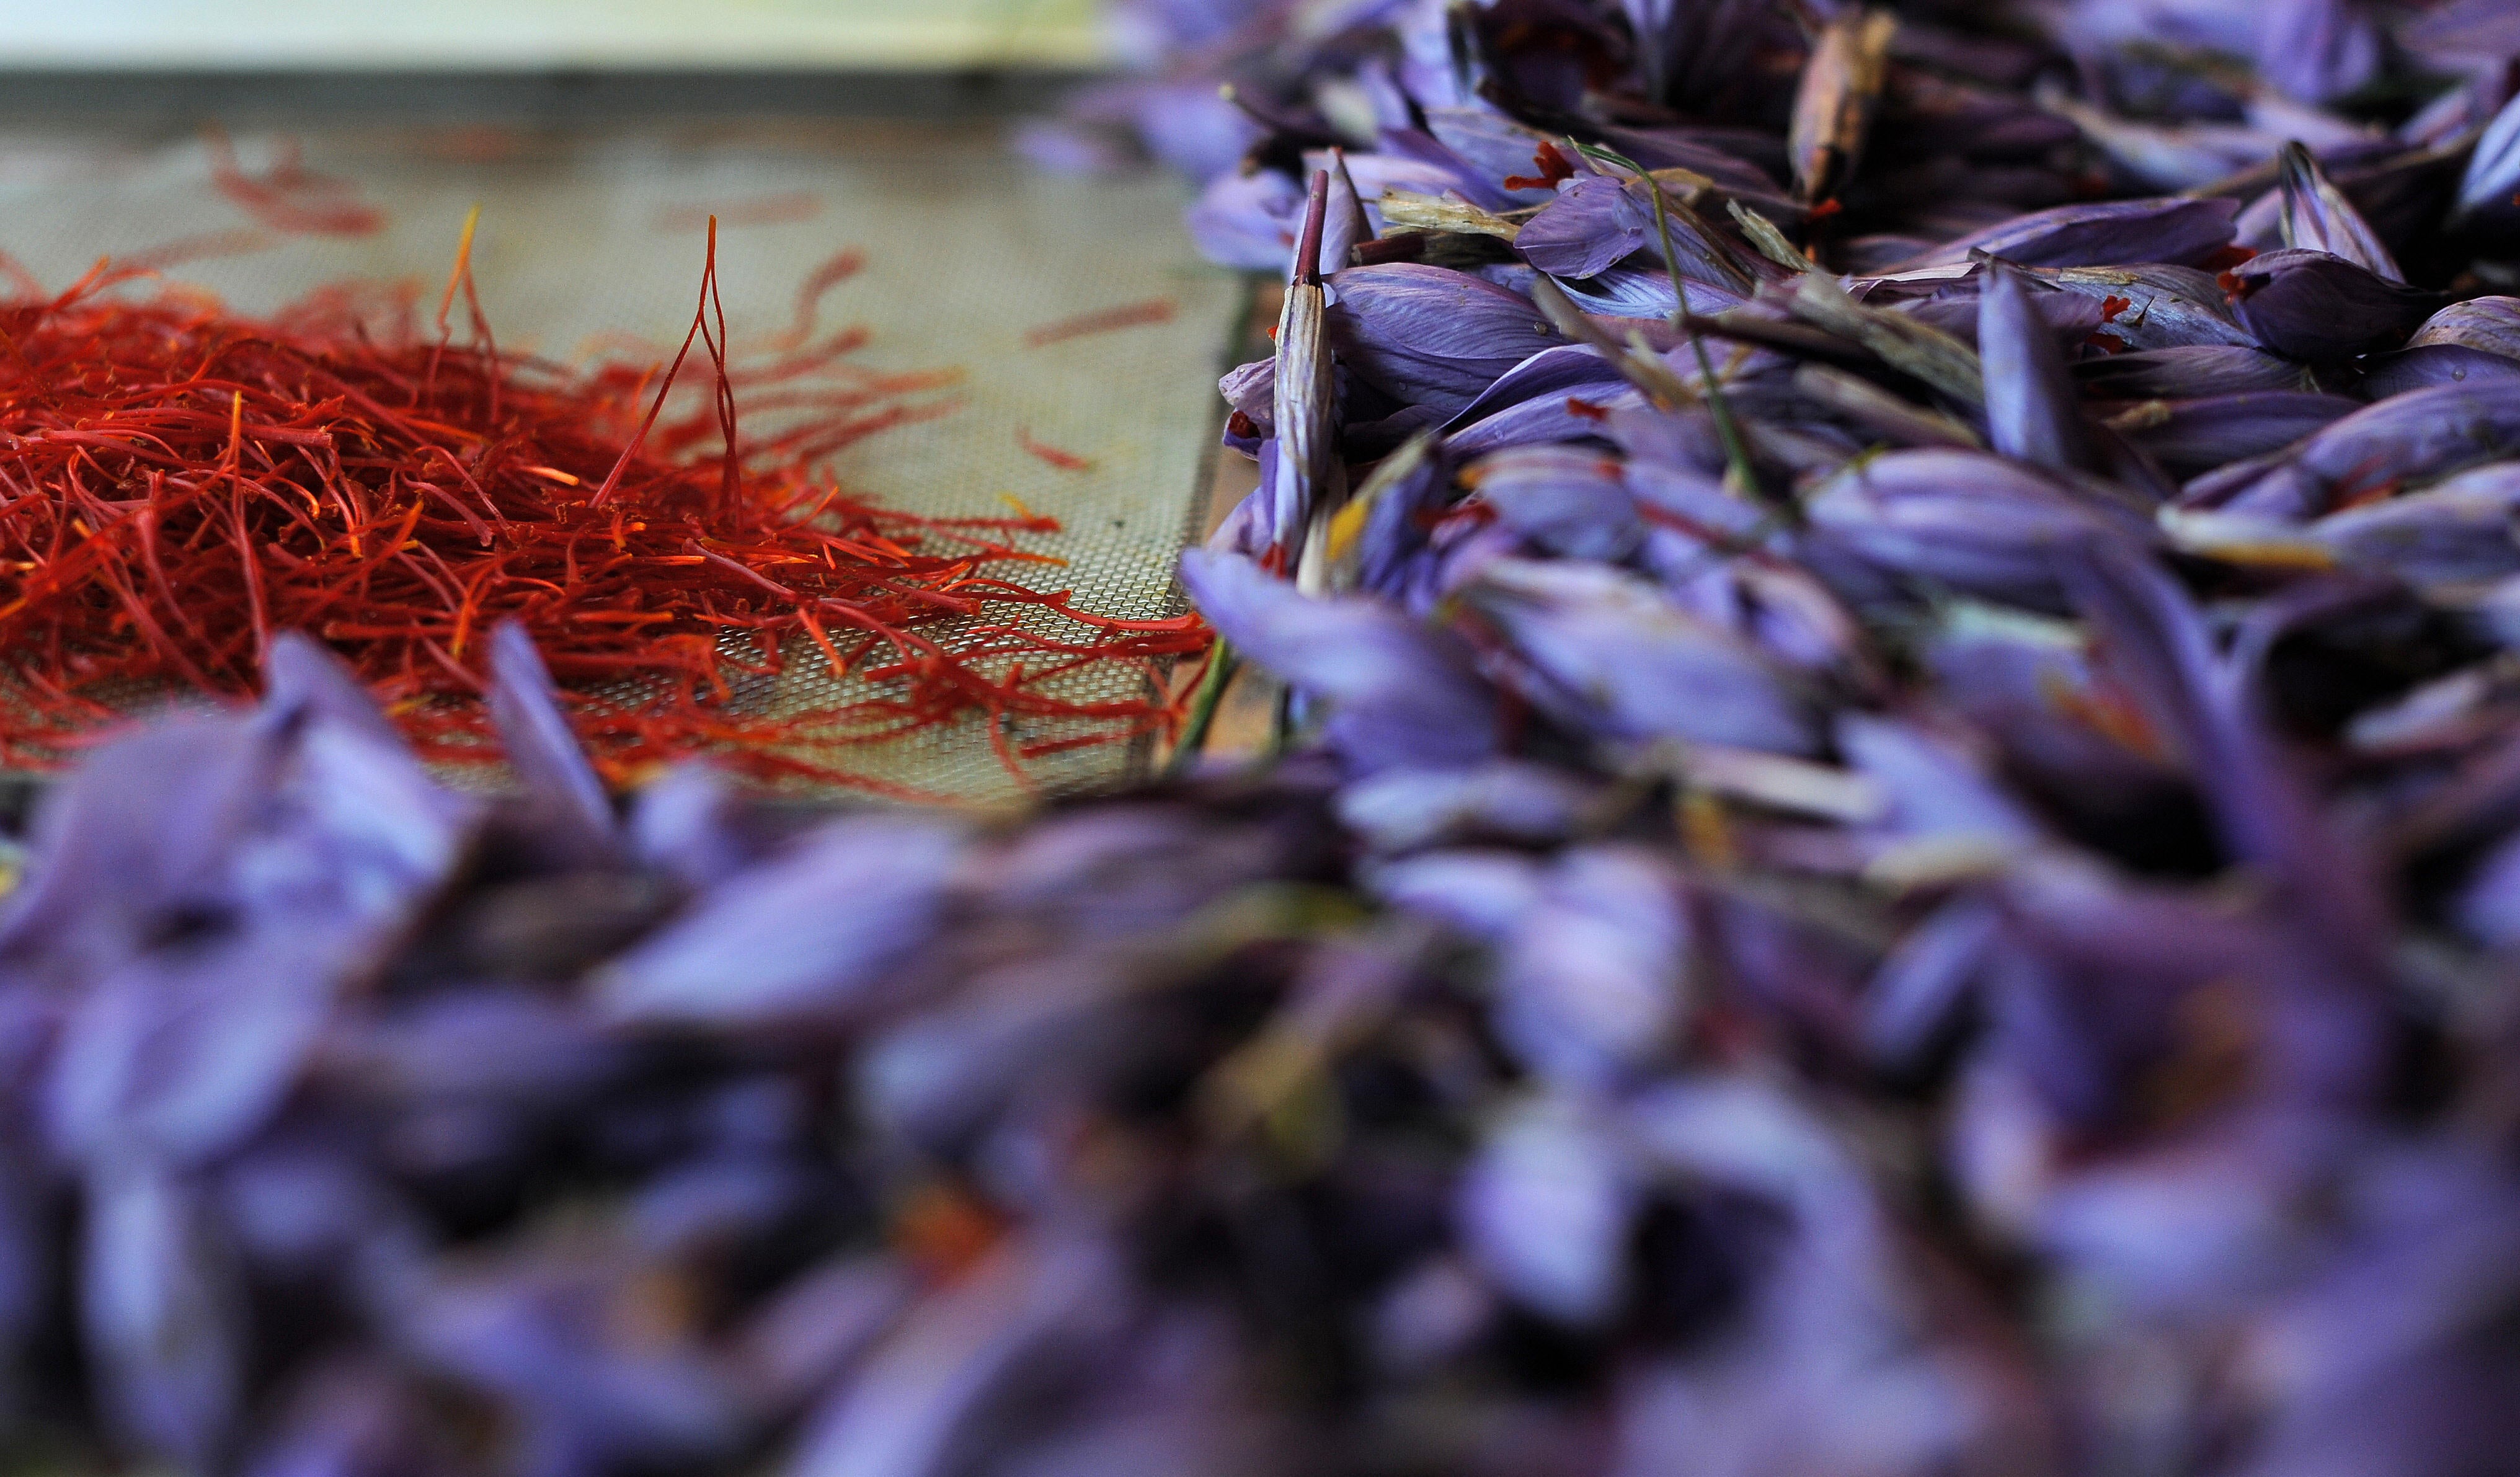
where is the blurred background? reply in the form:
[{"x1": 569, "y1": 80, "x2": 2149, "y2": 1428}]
[{"x1": 0, "y1": 0, "x2": 1110, "y2": 73}]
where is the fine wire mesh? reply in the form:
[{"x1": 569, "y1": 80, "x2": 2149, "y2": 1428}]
[{"x1": 0, "y1": 114, "x2": 1242, "y2": 805}]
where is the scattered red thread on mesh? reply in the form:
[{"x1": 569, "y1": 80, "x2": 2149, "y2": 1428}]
[{"x1": 0, "y1": 226, "x2": 1206, "y2": 794}]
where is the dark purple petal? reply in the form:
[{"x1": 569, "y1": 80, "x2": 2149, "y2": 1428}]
[
  {"x1": 1979, "y1": 260, "x2": 2093, "y2": 471},
  {"x1": 2075, "y1": 344, "x2": 2307, "y2": 397},
  {"x1": 2269, "y1": 141, "x2": 2403, "y2": 280},
  {"x1": 1896, "y1": 197, "x2": 2240, "y2": 270},
  {"x1": 2407, "y1": 296, "x2": 2520, "y2": 359},
  {"x1": 2222, "y1": 247, "x2": 2439, "y2": 360},
  {"x1": 2356, "y1": 345, "x2": 2520, "y2": 398},
  {"x1": 2313, "y1": 463, "x2": 2520, "y2": 587},
  {"x1": 2193, "y1": 380, "x2": 2520, "y2": 518},
  {"x1": 2111, "y1": 391, "x2": 2361, "y2": 474}
]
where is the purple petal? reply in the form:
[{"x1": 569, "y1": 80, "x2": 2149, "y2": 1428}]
[
  {"x1": 486, "y1": 621, "x2": 618, "y2": 867},
  {"x1": 1462, "y1": 445, "x2": 1646, "y2": 561},
  {"x1": 1514, "y1": 175, "x2": 1651, "y2": 278},
  {"x1": 2222, "y1": 247, "x2": 2439, "y2": 360},
  {"x1": 1326, "y1": 264, "x2": 1566, "y2": 415},
  {"x1": 1181, "y1": 548, "x2": 1499, "y2": 770},
  {"x1": 1978, "y1": 260, "x2": 2093, "y2": 471},
  {"x1": 1460, "y1": 557, "x2": 1819, "y2": 754},
  {"x1": 1896, "y1": 196, "x2": 2240, "y2": 270},
  {"x1": 1457, "y1": 1096, "x2": 1633, "y2": 1324},
  {"x1": 2194, "y1": 379, "x2": 2520, "y2": 519},
  {"x1": 81, "y1": 1164, "x2": 241, "y2": 1470},
  {"x1": 2111, "y1": 391, "x2": 2361, "y2": 474},
  {"x1": 595, "y1": 815, "x2": 964, "y2": 1027}
]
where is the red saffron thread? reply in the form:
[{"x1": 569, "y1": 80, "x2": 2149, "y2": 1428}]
[
  {"x1": 0, "y1": 240, "x2": 1204, "y2": 792},
  {"x1": 1023, "y1": 297, "x2": 1180, "y2": 348}
]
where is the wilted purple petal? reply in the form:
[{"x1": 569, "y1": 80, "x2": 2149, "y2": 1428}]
[
  {"x1": 1839, "y1": 714, "x2": 2044, "y2": 848},
  {"x1": 1803, "y1": 448, "x2": 2150, "y2": 609},
  {"x1": 45, "y1": 932, "x2": 347, "y2": 1166},
  {"x1": 1492, "y1": 845, "x2": 1692, "y2": 1088},
  {"x1": 262, "y1": 631, "x2": 402, "y2": 748},
  {"x1": 784, "y1": 1233, "x2": 1124, "y2": 1477},
  {"x1": 2269, "y1": 141, "x2": 2403, "y2": 280},
  {"x1": 1186, "y1": 169, "x2": 1308, "y2": 272},
  {"x1": 1335, "y1": 760, "x2": 1597, "y2": 851},
  {"x1": 2111, "y1": 391, "x2": 2361, "y2": 474},
  {"x1": 1514, "y1": 174, "x2": 1652, "y2": 278},
  {"x1": 396, "y1": 1239, "x2": 745, "y2": 1474},
  {"x1": 628, "y1": 762, "x2": 771, "y2": 890},
  {"x1": 0, "y1": 714, "x2": 279, "y2": 986},
  {"x1": 2356, "y1": 345, "x2": 2520, "y2": 397},
  {"x1": 2408, "y1": 296, "x2": 2520, "y2": 359},
  {"x1": 2454, "y1": 86, "x2": 2520, "y2": 222},
  {"x1": 2255, "y1": 0, "x2": 2384, "y2": 104},
  {"x1": 2023, "y1": 263, "x2": 2259, "y2": 350},
  {"x1": 2314, "y1": 463, "x2": 2520, "y2": 588},
  {"x1": 1422, "y1": 107, "x2": 1583, "y2": 208},
  {"x1": 734, "y1": 1256, "x2": 914, "y2": 1415},
  {"x1": 2075, "y1": 344, "x2": 2306, "y2": 397}
]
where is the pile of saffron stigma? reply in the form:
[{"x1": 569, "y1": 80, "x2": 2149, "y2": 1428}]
[{"x1": 0, "y1": 223, "x2": 1204, "y2": 789}]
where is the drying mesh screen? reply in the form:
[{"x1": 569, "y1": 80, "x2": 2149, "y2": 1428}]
[{"x1": 0, "y1": 115, "x2": 1240, "y2": 804}]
